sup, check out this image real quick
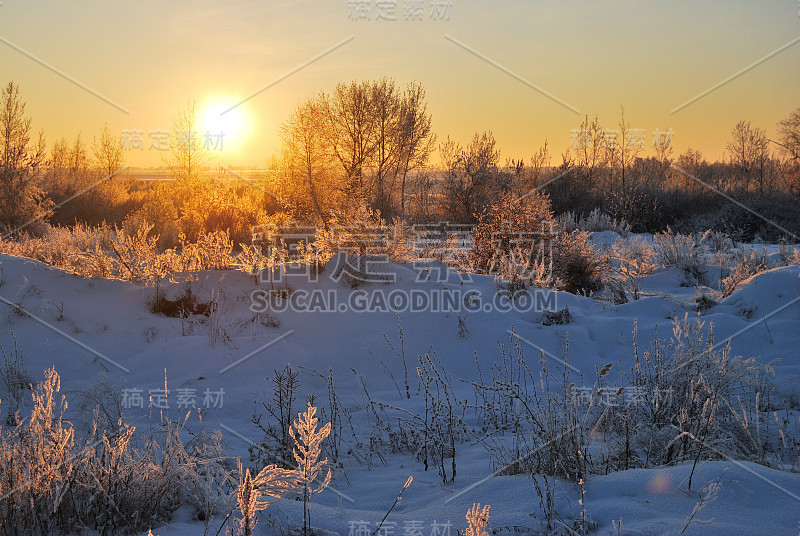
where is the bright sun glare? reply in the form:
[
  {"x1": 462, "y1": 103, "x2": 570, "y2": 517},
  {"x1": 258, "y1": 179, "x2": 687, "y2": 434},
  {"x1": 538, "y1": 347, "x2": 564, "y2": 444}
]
[{"x1": 199, "y1": 99, "x2": 248, "y2": 150}]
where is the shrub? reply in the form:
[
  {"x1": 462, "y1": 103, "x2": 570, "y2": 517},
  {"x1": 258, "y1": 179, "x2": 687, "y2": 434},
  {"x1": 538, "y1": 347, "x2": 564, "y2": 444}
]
[
  {"x1": 465, "y1": 503, "x2": 491, "y2": 536},
  {"x1": 470, "y1": 190, "x2": 553, "y2": 274},
  {"x1": 718, "y1": 247, "x2": 771, "y2": 297},
  {"x1": 557, "y1": 208, "x2": 631, "y2": 236},
  {"x1": 552, "y1": 229, "x2": 607, "y2": 295},
  {"x1": 476, "y1": 316, "x2": 784, "y2": 486},
  {"x1": 654, "y1": 228, "x2": 700, "y2": 268},
  {"x1": 0, "y1": 365, "x2": 229, "y2": 536}
]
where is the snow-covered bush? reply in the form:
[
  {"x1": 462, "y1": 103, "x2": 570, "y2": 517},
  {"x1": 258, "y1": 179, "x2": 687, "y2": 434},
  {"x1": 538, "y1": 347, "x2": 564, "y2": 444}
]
[
  {"x1": 0, "y1": 366, "x2": 232, "y2": 536},
  {"x1": 0, "y1": 335, "x2": 30, "y2": 425},
  {"x1": 557, "y1": 208, "x2": 631, "y2": 236},
  {"x1": 607, "y1": 235, "x2": 658, "y2": 301},
  {"x1": 471, "y1": 191, "x2": 607, "y2": 295},
  {"x1": 465, "y1": 503, "x2": 491, "y2": 536},
  {"x1": 474, "y1": 316, "x2": 785, "y2": 487},
  {"x1": 654, "y1": 228, "x2": 700, "y2": 268},
  {"x1": 717, "y1": 247, "x2": 771, "y2": 297}
]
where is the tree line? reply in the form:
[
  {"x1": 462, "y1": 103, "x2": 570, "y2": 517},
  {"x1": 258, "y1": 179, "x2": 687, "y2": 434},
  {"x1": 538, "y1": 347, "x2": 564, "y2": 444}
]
[{"x1": 2, "y1": 78, "x2": 800, "y2": 244}]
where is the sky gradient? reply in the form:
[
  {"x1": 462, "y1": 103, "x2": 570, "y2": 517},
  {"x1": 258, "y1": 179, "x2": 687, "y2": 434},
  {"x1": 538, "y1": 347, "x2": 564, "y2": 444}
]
[{"x1": 1, "y1": 0, "x2": 798, "y2": 168}]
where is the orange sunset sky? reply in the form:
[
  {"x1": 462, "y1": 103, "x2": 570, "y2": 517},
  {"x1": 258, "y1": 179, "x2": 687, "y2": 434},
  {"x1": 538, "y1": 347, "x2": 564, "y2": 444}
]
[{"x1": 1, "y1": 0, "x2": 798, "y2": 168}]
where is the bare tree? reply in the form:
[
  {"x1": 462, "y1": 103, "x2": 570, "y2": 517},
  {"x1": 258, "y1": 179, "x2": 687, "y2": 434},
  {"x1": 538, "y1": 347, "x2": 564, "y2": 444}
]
[
  {"x1": 616, "y1": 106, "x2": 642, "y2": 192},
  {"x1": 280, "y1": 97, "x2": 337, "y2": 230},
  {"x1": 775, "y1": 108, "x2": 800, "y2": 200},
  {"x1": 726, "y1": 120, "x2": 769, "y2": 193},
  {"x1": 572, "y1": 114, "x2": 604, "y2": 183},
  {"x1": 322, "y1": 81, "x2": 377, "y2": 198},
  {"x1": 0, "y1": 81, "x2": 50, "y2": 231},
  {"x1": 653, "y1": 127, "x2": 674, "y2": 182},
  {"x1": 370, "y1": 78, "x2": 400, "y2": 216},
  {"x1": 47, "y1": 136, "x2": 69, "y2": 190},
  {"x1": 396, "y1": 81, "x2": 436, "y2": 216},
  {"x1": 92, "y1": 123, "x2": 124, "y2": 178},
  {"x1": 67, "y1": 133, "x2": 90, "y2": 191},
  {"x1": 443, "y1": 131, "x2": 502, "y2": 223},
  {"x1": 164, "y1": 99, "x2": 209, "y2": 184},
  {"x1": 776, "y1": 107, "x2": 800, "y2": 161}
]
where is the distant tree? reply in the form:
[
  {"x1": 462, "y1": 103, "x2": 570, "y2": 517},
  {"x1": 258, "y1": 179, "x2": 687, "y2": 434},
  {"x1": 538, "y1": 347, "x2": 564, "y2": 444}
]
[
  {"x1": 0, "y1": 81, "x2": 50, "y2": 232},
  {"x1": 67, "y1": 133, "x2": 90, "y2": 192},
  {"x1": 674, "y1": 147, "x2": 706, "y2": 192},
  {"x1": 726, "y1": 120, "x2": 769, "y2": 194},
  {"x1": 777, "y1": 107, "x2": 800, "y2": 161},
  {"x1": 775, "y1": 107, "x2": 800, "y2": 199},
  {"x1": 443, "y1": 131, "x2": 503, "y2": 223},
  {"x1": 615, "y1": 106, "x2": 642, "y2": 192},
  {"x1": 525, "y1": 140, "x2": 551, "y2": 190},
  {"x1": 47, "y1": 136, "x2": 69, "y2": 188},
  {"x1": 92, "y1": 123, "x2": 124, "y2": 178},
  {"x1": 396, "y1": 81, "x2": 436, "y2": 215},
  {"x1": 572, "y1": 114, "x2": 605, "y2": 183},
  {"x1": 164, "y1": 99, "x2": 209, "y2": 184},
  {"x1": 652, "y1": 127, "x2": 674, "y2": 182}
]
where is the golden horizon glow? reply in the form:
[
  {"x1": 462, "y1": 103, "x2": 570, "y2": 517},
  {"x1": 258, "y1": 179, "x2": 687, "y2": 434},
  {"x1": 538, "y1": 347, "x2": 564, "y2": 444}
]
[{"x1": 1, "y1": 0, "x2": 797, "y2": 168}]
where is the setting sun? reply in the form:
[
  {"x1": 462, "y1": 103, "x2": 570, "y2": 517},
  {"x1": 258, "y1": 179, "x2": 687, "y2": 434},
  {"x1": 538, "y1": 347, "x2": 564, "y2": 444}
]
[{"x1": 199, "y1": 98, "x2": 249, "y2": 151}]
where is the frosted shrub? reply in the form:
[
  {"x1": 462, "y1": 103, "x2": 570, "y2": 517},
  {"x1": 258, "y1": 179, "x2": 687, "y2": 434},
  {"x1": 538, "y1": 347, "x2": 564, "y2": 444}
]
[
  {"x1": 179, "y1": 230, "x2": 235, "y2": 271},
  {"x1": 0, "y1": 223, "x2": 116, "y2": 278},
  {"x1": 183, "y1": 429, "x2": 237, "y2": 535},
  {"x1": 611, "y1": 236, "x2": 657, "y2": 277},
  {"x1": 0, "y1": 367, "x2": 75, "y2": 536},
  {"x1": 473, "y1": 332, "x2": 594, "y2": 482},
  {"x1": 558, "y1": 208, "x2": 631, "y2": 236},
  {"x1": 603, "y1": 316, "x2": 779, "y2": 473},
  {"x1": 235, "y1": 459, "x2": 299, "y2": 536},
  {"x1": 699, "y1": 229, "x2": 733, "y2": 253},
  {"x1": 0, "y1": 365, "x2": 228, "y2": 536},
  {"x1": 608, "y1": 236, "x2": 658, "y2": 301},
  {"x1": 290, "y1": 403, "x2": 332, "y2": 536},
  {"x1": 111, "y1": 222, "x2": 161, "y2": 282},
  {"x1": 471, "y1": 191, "x2": 606, "y2": 294},
  {"x1": 552, "y1": 229, "x2": 607, "y2": 295},
  {"x1": 475, "y1": 317, "x2": 783, "y2": 487},
  {"x1": 654, "y1": 228, "x2": 700, "y2": 268},
  {"x1": 465, "y1": 503, "x2": 491, "y2": 536},
  {"x1": 718, "y1": 247, "x2": 771, "y2": 297}
]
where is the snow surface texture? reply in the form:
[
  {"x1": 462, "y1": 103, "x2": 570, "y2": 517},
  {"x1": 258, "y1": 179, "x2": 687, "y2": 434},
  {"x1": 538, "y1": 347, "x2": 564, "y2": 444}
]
[{"x1": 0, "y1": 235, "x2": 798, "y2": 536}]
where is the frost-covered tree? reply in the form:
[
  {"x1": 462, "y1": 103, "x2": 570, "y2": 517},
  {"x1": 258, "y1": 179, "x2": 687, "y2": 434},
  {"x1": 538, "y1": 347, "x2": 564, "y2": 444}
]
[
  {"x1": 396, "y1": 81, "x2": 436, "y2": 215},
  {"x1": 92, "y1": 123, "x2": 125, "y2": 178},
  {"x1": 0, "y1": 81, "x2": 50, "y2": 232}
]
